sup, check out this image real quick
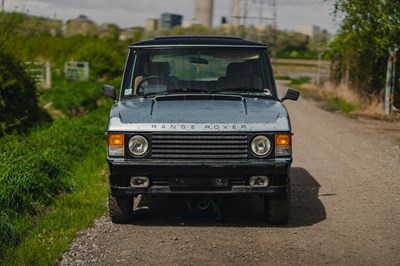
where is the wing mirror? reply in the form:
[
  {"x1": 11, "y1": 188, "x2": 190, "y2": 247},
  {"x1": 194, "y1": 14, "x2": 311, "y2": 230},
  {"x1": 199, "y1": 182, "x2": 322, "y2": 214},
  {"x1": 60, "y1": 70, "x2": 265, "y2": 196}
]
[
  {"x1": 281, "y1": 88, "x2": 300, "y2": 102},
  {"x1": 102, "y1": 84, "x2": 116, "y2": 100}
]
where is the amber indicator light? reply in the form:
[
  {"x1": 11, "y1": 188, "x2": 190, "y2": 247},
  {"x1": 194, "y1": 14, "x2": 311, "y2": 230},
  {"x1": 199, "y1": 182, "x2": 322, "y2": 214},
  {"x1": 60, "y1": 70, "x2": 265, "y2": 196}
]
[
  {"x1": 275, "y1": 134, "x2": 291, "y2": 146},
  {"x1": 108, "y1": 134, "x2": 124, "y2": 146}
]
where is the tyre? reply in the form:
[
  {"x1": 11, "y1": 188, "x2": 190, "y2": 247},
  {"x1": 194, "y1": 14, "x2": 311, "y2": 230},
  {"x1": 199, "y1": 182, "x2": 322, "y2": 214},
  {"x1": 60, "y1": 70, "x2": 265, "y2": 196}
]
[
  {"x1": 264, "y1": 182, "x2": 291, "y2": 225},
  {"x1": 108, "y1": 193, "x2": 134, "y2": 224}
]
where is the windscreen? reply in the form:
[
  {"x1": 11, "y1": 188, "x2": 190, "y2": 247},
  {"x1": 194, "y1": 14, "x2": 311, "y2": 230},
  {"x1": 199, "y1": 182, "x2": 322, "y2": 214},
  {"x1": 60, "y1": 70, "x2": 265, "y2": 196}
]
[{"x1": 122, "y1": 48, "x2": 276, "y2": 98}]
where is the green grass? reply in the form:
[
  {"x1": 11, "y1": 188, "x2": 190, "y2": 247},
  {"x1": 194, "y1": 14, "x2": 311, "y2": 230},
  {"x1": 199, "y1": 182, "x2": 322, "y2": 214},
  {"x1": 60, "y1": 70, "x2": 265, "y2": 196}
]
[
  {"x1": 0, "y1": 105, "x2": 111, "y2": 262},
  {"x1": 275, "y1": 75, "x2": 292, "y2": 81},
  {"x1": 2, "y1": 147, "x2": 108, "y2": 265},
  {"x1": 326, "y1": 98, "x2": 358, "y2": 113},
  {"x1": 41, "y1": 79, "x2": 103, "y2": 117},
  {"x1": 288, "y1": 76, "x2": 312, "y2": 86},
  {"x1": 275, "y1": 76, "x2": 312, "y2": 87}
]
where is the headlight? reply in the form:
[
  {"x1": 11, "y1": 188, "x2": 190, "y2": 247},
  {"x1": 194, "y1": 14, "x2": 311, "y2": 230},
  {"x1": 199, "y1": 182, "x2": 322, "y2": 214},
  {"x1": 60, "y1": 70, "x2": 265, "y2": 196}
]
[
  {"x1": 128, "y1": 135, "x2": 149, "y2": 157},
  {"x1": 251, "y1": 135, "x2": 271, "y2": 157}
]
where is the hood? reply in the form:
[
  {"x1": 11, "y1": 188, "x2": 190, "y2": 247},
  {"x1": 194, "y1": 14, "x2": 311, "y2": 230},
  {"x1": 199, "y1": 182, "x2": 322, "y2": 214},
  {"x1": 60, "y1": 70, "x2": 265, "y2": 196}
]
[{"x1": 108, "y1": 94, "x2": 290, "y2": 132}]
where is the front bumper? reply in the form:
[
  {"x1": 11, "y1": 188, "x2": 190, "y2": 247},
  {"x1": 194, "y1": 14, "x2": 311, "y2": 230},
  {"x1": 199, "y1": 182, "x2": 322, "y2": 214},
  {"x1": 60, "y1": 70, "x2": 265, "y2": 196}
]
[{"x1": 108, "y1": 158, "x2": 292, "y2": 196}]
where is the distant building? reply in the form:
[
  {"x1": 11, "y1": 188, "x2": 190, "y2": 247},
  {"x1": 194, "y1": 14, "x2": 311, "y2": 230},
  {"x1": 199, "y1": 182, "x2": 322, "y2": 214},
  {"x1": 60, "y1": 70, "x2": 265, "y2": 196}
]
[
  {"x1": 65, "y1": 15, "x2": 98, "y2": 36},
  {"x1": 194, "y1": 0, "x2": 213, "y2": 28},
  {"x1": 296, "y1": 25, "x2": 321, "y2": 37},
  {"x1": 146, "y1": 18, "x2": 159, "y2": 31},
  {"x1": 160, "y1": 13, "x2": 183, "y2": 29}
]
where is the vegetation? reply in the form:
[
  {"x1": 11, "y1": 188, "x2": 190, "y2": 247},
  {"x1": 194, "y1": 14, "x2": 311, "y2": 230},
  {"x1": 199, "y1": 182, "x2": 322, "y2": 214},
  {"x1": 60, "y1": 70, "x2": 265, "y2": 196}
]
[
  {"x1": 42, "y1": 79, "x2": 104, "y2": 117},
  {"x1": 143, "y1": 23, "x2": 330, "y2": 60},
  {"x1": 0, "y1": 11, "x2": 115, "y2": 262},
  {"x1": 0, "y1": 35, "x2": 42, "y2": 136},
  {"x1": 1, "y1": 109, "x2": 109, "y2": 265},
  {"x1": 0, "y1": 105, "x2": 109, "y2": 252},
  {"x1": 328, "y1": 0, "x2": 400, "y2": 107},
  {"x1": 326, "y1": 98, "x2": 357, "y2": 113}
]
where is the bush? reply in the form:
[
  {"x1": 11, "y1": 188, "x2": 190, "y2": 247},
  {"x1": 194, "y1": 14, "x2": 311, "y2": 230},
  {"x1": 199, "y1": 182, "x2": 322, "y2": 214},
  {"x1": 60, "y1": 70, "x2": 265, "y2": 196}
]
[
  {"x1": 0, "y1": 37, "x2": 41, "y2": 136},
  {"x1": 73, "y1": 40, "x2": 125, "y2": 80}
]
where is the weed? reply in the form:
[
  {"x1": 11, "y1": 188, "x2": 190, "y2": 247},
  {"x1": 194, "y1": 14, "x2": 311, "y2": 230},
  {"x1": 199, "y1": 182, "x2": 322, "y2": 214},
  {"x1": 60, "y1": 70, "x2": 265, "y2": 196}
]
[
  {"x1": 326, "y1": 98, "x2": 357, "y2": 113},
  {"x1": 289, "y1": 77, "x2": 312, "y2": 86}
]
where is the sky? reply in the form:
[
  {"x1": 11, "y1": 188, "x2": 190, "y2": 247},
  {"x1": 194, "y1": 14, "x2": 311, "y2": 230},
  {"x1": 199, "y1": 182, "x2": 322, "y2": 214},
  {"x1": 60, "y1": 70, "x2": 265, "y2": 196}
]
[{"x1": 4, "y1": 0, "x2": 339, "y2": 32}]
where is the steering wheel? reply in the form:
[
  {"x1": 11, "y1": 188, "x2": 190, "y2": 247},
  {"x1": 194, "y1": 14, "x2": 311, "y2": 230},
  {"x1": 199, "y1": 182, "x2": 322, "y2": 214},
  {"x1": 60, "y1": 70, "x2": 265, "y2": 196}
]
[{"x1": 136, "y1": 75, "x2": 176, "y2": 95}]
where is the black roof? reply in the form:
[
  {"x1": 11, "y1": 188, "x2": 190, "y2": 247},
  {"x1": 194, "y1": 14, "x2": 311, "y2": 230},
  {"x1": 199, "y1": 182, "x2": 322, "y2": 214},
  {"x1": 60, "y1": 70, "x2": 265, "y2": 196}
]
[{"x1": 129, "y1": 36, "x2": 267, "y2": 48}]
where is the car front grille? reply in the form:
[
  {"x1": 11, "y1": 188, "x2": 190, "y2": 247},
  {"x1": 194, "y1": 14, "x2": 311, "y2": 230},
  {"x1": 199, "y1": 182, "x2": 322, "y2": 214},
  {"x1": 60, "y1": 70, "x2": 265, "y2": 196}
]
[{"x1": 151, "y1": 133, "x2": 248, "y2": 160}]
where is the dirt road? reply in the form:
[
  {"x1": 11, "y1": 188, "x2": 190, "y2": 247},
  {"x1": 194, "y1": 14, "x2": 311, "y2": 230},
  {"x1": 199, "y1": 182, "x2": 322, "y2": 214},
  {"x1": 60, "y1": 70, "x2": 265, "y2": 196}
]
[{"x1": 60, "y1": 86, "x2": 400, "y2": 265}]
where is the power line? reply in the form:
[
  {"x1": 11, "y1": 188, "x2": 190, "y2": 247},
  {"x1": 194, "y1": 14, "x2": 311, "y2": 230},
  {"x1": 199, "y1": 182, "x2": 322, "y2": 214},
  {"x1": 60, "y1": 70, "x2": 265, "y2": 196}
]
[{"x1": 230, "y1": 0, "x2": 277, "y2": 29}]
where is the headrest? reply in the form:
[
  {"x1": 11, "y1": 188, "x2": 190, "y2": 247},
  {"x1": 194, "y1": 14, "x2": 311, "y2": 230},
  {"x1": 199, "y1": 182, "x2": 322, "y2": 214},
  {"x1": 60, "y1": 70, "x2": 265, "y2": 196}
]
[
  {"x1": 144, "y1": 62, "x2": 171, "y2": 76},
  {"x1": 226, "y1": 62, "x2": 253, "y2": 77}
]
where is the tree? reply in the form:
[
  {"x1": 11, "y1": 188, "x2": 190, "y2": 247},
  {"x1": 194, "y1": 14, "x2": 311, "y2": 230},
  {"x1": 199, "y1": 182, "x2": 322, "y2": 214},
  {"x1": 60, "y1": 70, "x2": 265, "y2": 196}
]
[{"x1": 328, "y1": 0, "x2": 400, "y2": 102}]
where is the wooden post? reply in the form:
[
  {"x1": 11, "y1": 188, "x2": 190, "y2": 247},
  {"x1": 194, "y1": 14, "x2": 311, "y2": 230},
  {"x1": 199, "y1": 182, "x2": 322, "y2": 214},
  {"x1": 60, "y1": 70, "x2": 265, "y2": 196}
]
[
  {"x1": 384, "y1": 47, "x2": 398, "y2": 115},
  {"x1": 45, "y1": 62, "x2": 51, "y2": 89}
]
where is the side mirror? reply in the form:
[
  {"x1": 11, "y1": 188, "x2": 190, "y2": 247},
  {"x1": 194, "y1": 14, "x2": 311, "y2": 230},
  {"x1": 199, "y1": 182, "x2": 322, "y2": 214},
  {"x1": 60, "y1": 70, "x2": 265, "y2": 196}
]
[
  {"x1": 102, "y1": 84, "x2": 116, "y2": 100},
  {"x1": 281, "y1": 88, "x2": 300, "y2": 102}
]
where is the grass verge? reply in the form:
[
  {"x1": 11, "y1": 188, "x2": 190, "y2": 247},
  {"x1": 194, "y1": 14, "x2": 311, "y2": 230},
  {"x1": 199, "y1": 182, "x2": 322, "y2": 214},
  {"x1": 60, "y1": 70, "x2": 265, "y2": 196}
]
[
  {"x1": 41, "y1": 79, "x2": 103, "y2": 117},
  {"x1": 1, "y1": 147, "x2": 108, "y2": 265},
  {"x1": 325, "y1": 97, "x2": 357, "y2": 113},
  {"x1": 276, "y1": 76, "x2": 359, "y2": 114},
  {"x1": 0, "y1": 106, "x2": 111, "y2": 264}
]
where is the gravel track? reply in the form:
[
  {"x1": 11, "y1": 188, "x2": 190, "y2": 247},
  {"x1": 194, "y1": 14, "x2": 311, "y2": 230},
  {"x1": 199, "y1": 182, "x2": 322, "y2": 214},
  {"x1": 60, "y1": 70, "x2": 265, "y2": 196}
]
[{"x1": 60, "y1": 86, "x2": 400, "y2": 266}]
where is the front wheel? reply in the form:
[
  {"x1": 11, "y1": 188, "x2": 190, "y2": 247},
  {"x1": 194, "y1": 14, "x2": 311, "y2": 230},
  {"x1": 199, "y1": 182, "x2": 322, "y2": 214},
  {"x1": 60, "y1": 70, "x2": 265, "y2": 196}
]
[
  {"x1": 264, "y1": 184, "x2": 291, "y2": 225},
  {"x1": 109, "y1": 193, "x2": 134, "y2": 224}
]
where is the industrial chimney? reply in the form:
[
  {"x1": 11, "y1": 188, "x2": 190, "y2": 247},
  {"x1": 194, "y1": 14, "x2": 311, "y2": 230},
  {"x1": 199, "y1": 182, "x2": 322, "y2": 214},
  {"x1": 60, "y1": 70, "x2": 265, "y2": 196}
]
[
  {"x1": 233, "y1": 0, "x2": 240, "y2": 28},
  {"x1": 195, "y1": 0, "x2": 213, "y2": 28}
]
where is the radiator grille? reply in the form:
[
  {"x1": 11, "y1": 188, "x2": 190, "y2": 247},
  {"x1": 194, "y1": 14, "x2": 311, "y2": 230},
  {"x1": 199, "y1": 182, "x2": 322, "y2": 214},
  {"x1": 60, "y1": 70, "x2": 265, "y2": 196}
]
[{"x1": 151, "y1": 133, "x2": 248, "y2": 160}]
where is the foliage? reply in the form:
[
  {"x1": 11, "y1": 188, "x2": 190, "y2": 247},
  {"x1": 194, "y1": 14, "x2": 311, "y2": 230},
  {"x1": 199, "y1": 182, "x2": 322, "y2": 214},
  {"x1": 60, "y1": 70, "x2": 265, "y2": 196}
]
[
  {"x1": 326, "y1": 97, "x2": 357, "y2": 113},
  {"x1": 0, "y1": 11, "x2": 117, "y2": 260},
  {"x1": 0, "y1": 107, "x2": 109, "y2": 255},
  {"x1": 288, "y1": 76, "x2": 312, "y2": 86},
  {"x1": 0, "y1": 35, "x2": 41, "y2": 136},
  {"x1": 72, "y1": 40, "x2": 125, "y2": 80},
  {"x1": 144, "y1": 24, "x2": 329, "y2": 60},
  {"x1": 1, "y1": 12, "x2": 127, "y2": 82},
  {"x1": 41, "y1": 79, "x2": 104, "y2": 117},
  {"x1": 144, "y1": 24, "x2": 220, "y2": 39},
  {"x1": 100, "y1": 23, "x2": 121, "y2": 41},
  {"x1": 328, "y1": 0, "x2": 400, "y2": 100},
  {"x1": 275, "y1": 31, "x2": 310, "y2": 57}
]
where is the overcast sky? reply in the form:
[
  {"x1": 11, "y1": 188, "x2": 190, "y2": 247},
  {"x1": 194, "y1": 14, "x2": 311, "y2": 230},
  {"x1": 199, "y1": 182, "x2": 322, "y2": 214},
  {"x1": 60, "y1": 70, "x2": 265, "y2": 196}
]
[{"x1": 5, "y1": 0, "x2": 338, "y2": 32}]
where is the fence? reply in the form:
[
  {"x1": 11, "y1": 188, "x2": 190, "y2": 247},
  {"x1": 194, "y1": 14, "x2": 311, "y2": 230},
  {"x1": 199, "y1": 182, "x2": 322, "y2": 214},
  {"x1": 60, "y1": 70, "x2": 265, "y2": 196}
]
[
  {"x1": 64, "y1": 61, "x2": 89, "y2": 81},
  {"x1": 24, "y1": 62, "x2": 51, "y2": 89}
]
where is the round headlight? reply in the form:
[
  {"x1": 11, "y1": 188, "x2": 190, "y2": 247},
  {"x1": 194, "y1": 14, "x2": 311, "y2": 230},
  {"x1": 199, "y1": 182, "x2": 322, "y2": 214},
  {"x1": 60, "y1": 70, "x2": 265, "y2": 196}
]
[
  {"x1": 128, "y1": 135, "x2": 149, "y2": 157},
  {"x1": 251, "y1": 135, "x2": 271, "y2": 157}
]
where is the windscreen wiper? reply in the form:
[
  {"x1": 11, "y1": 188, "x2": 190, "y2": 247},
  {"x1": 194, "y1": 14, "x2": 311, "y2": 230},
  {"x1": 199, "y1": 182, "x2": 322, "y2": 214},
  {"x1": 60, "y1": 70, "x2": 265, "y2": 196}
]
[
  {"x1": 144, "y1": 88, "x2": 211, "y2": 97},
  {"x1": 210, "y1": 87, "x2": 263, "y2": 94}
]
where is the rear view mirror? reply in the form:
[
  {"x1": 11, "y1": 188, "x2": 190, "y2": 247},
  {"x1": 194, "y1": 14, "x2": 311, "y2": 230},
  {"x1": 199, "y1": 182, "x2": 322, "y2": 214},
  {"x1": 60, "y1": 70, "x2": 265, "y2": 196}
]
[
  {"x1": 189, "y1": 57, "x2": 209, "y2": 65},
  {"x1": 281, "y1": 88, "x2": 300, "y2": 102},
  {"x1": 102, "y1": 84, "x2": 116, "y2": 100}
]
